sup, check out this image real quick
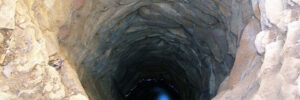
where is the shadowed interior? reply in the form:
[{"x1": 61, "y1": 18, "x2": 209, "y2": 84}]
[{"x1": 60, "y1": 0, "x2": 243, "y2": 100}]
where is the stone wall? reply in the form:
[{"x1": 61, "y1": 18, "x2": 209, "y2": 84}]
[
  {"x1": 57, "y1": 0, "x2": 249, "y2": 99},
  {"x1": 214, "y1": 0, "x2": 300, "y2": 100},
  {"x1": 0, "y1": 0, "x2": 299, "y2": 100}
]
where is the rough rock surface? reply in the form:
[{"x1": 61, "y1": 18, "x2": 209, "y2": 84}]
[
  {"x1": 214, "y1": 1, "x2": 300, "y2": 100},
  {"x1": 0, "y1": 0, "x2": 87, "y2": 100},
  {"x1": 0, "y1": 0, "x2": 16, "y2": 29},
  {"x1": 0, "y1": 0, "x2": 299, "y2": 100}
]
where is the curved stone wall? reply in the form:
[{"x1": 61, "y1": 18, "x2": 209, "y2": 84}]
[
  {"x1": 0, "y1": 0, "x2": 299, "y2": 100},
  {"x1": 57, "y1": 0, "x2": 248, "y2": 99}
]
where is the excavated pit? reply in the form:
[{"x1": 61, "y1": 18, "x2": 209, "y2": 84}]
[
  {"x1": 3, "y1": 0, "x2": 300, "y2": 100},
  {"x1": 59, "y1": 1, "x2": 246, "y2": 100}
]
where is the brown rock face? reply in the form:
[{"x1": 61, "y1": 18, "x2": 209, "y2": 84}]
[
  {"x1": 0, "y1": 0, "x2": 299, "y2": 100},
  {"x1": 227, "y1": 18, "x2": 261, "y2": 89}
]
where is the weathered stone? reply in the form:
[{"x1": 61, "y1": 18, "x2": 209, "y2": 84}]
[
  {"x1": 259, "y1": 40, "x2": 283, "y2": 76},
  {"x1": 252, "y1": 0, "x2": 261, "y2": 19},
  {"x1": 282, "y1": 21, "x2": 300, "y2": 55},
  {"x1": 0, "y1": 92, "x2": 16, "y2": 100},
  {"x1": 0, "y1": 0, "x2": 16, "y2": 29},
  {"x1": 43, "y1": 0, "x2": 56, "y2": 10},
  {"x1": 0, "y1": 0, "x2": 299, "y2": 100},
  {"x1": 265, "y1": 0, "x2": 284, "y2": 25},
  {"x1": 279, "y1": 57, "x2": 300, "y2": 83},
  {"x1": 282, "y1": 9, "x2": 298, "y2": 24},
  {"x1": 256, "y1": 75, "x2": 282, "y2": 100},
  {"x1": 18, "y1": 87, "x2": 39, "y2": 97},
  {"x1": 227, "y1": 18, "x2": 260, "y2": 88},
  {"x1": 49, "y1": 87, "x2": 65, "y2": 99},
  {"x1": 255, "y1": 31, "x2": 266, "y2": 54},
  {"x1": 72, "y1": 0, "x2": 85, "y2": 10},
  {"x1": 69, "y1": 94, "x2": 89, "y2": 100}
]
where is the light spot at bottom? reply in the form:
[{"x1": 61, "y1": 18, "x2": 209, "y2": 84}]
[{"x1": 157, "y1": 93, "x2": 170, "y2": 100}]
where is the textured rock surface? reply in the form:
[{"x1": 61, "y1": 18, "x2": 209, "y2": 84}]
[
  {"x1": 0, "y1": 0, "x2": 87, "y2": 100},
  {"x1": 0, "y1": 0, "x2": 299, "y2": 100},
  {"x1": 214, "y1": 0, "x2": 300, "y2": 100},
  {"x1": 0, "y1": 0, "x2": 16, "y2": 29}
]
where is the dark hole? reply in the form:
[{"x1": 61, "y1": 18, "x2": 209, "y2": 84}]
[{"x1": 125, "y1": 78, "x2": 182, "y2": 100}]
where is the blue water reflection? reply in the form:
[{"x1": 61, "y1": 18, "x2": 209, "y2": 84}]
[
  {"x1": 154, "y1": 87, "x2": 170, "y2": 100},
  {"x1": 157, "y1": 93, "x2": 170, "y2": 100}
]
